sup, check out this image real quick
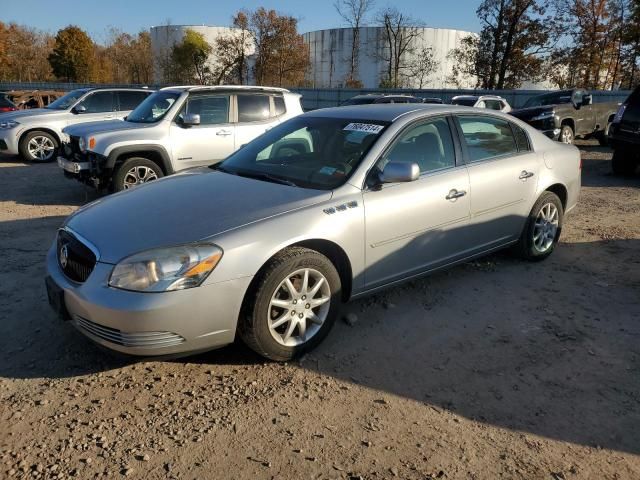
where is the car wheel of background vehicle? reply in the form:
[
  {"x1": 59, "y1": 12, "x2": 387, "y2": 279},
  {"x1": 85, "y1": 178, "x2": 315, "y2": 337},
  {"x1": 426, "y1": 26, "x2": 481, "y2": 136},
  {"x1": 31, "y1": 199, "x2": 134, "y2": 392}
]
[
  {"x1": 559, "y1": 125, "x2": 574, "y2": 145},
  {"x1": 597, "y1": 123, "x2": 611, "y2": 146},
  {"x1": 113, "y1": 157, "x2": 163, "y2": 192},
  {"x1": 514, "y1": 191, "x2": 564, "y2": 262},
  {"x1": 238, "y1": 247, "x2": 342, "y2": 362},
  {"x1": 19, "y1": 131, "x2": 58, "y2": 162},
  {"x1": 611, "y1": 149, "x2": 637, "y2": 175}
]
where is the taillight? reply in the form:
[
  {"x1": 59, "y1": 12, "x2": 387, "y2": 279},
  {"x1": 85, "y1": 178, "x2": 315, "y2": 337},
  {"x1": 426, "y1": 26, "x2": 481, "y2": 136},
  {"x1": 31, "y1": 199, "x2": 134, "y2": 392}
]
[
  {"x1": 613, "y1": 104, "x2": 627, "y2": 123},
  {"x1": 0, "y1": 107, "x2": 16, "y2": 112}
]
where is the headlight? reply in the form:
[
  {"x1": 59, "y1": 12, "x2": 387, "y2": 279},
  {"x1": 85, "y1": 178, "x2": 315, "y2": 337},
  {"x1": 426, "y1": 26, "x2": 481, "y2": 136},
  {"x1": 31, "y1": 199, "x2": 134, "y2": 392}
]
[
  {"x1": 109, "y1": 243, "x2": 223, "y2": 292},
  {"x1": 530, "y1": 111, "x2": 554, "y2": 122},
  {"x1": 0, "y1": 120, "x2": 19, "y2": 129},
  {"x1": 78, "y1": 136, "x2": 96, "y2": 153}
]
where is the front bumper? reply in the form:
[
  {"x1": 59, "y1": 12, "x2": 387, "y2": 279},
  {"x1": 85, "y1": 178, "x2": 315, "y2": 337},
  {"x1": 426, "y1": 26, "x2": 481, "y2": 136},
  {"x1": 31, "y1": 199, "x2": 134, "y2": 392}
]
[
  {"x1": 46, "y1": 245, "x2": 253, "y2": 356},
  {"x1": 58, "y1": 156, "x2": 89, "y2": 174},
  {"x1": 0, "y1": 130, "x2": 20, "y2": 155},
  {"x1": 541, "y1": 128, "x2": 561, "y2": 141}
]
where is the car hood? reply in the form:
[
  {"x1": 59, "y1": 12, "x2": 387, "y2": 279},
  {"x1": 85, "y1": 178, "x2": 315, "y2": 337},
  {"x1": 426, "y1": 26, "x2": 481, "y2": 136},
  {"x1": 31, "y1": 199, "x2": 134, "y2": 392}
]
[
  {"x1": 65, "y1": 169, "x2": 333, "y2": 264},
  {"x1": 0, "y1": 108, "x2": 66, "y2": 121},
  {"x1": 510, "y1": 105, "x2": 555, "y2": 119},
  {"x1": 63, "y1": 119, "x2": 147, "y2": 137}
]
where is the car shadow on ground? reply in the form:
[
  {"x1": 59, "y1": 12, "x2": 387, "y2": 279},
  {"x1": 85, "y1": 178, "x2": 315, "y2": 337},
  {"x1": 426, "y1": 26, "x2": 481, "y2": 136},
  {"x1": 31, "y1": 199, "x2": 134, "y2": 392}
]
[{"x1": 577, "y1": 144, "x2": 640, "y2": 188}]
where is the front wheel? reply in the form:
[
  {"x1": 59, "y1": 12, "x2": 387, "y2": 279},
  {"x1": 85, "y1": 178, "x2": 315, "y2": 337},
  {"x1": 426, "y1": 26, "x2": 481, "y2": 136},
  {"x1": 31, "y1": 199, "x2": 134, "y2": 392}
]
[
  {"x1": 559, "y1": 125, "x2": 574, "y2": 145},
  {"x1": 19, "y1": 131, "x2": 58, "y2": 162},
  {"x1": 514, "y1": 191, "x2": 564, "y2": 261},
  {"x1": 239, "y1": 247, "x2": 342, "y2": 361},
  {"x1": 112, "y1": 157, "x2": 164, "y2": 192}
]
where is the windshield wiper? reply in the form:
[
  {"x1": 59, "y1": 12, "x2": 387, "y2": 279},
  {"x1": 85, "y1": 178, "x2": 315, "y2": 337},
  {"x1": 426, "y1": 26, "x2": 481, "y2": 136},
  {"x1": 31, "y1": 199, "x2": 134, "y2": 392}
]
[{"x1": 235, "y1": 170, "x2": 298, "y2": 187}]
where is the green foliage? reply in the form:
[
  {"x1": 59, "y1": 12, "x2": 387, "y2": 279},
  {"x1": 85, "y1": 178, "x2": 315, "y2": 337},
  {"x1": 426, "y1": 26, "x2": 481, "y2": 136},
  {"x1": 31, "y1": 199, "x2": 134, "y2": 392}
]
[
  {"x1": 48, "y1": 25, "x2": 94, "y2": 82},
  {"x1": 170, "y1": 29, "x2": 213, "y2": 84}
]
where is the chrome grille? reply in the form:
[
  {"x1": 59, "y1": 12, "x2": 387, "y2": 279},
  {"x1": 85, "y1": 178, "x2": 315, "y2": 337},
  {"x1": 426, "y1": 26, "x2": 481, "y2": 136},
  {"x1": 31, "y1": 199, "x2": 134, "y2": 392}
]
[
  {"x1": 57, "y1": 229, "x2": 96, "y2": 283},
  {"x1": 74, "y1": 316, "x2": 185, "y2": 348}
]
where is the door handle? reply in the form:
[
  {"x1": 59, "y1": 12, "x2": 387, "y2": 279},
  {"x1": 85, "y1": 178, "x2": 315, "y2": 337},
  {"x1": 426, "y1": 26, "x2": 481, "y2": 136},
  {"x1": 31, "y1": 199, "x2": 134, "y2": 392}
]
[
  {"x1": 216, "y1": 130, "x2": 232, "y2": 136},
  {"x1": 519, "y1": 170, "x2": 535, "y2": 179},
  {"x1": 445, "y1": 189, "x2": 467, "y2": 200}
]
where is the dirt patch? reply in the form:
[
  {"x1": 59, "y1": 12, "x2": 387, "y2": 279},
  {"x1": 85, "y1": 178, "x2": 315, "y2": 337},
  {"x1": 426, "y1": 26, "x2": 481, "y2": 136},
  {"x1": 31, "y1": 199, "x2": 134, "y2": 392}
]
[{"x1": 1, "y1": 140, "x2": 639, "y2": 479}]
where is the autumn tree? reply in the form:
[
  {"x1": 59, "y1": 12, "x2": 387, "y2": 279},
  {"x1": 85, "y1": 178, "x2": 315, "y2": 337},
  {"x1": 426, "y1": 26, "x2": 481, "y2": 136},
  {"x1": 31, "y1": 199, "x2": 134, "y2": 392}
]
[
  {"x1": 448, "y1": 34, "x2": 490, "y2": 88},
  {"x1": 48, "y1": 26, "x2": 94, "y2": 82},
  {"x1": 621, "y1": 0, "x2": 640, "y2": 87},
  {"x1": 246, "y1": 8, "x2": 309, "y2": 87},
  {"x1": 213, "y1": 12, "x2": 253, "y2": 85},
  {"x1": 102, "y1": 29, "x2": 153, "y2": 84},
  {"x1": 334, "y1": 0, "x2": 376, "y2": 87},
  {"x1": 169, "y1": 29, "x2": 213, "y2": 84},
  {"x1": 376, "y1": 7, "x2": 423, "y2": 88}
]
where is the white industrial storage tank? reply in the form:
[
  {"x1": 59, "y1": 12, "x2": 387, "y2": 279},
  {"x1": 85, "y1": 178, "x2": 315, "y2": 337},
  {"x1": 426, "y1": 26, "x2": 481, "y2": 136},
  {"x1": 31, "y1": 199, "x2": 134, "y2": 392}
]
[
  {"x1": 303, "y1": 27, "x2": 476, "y2": 89},
  {"x1": 150, "y1": 25, "x2": 253, "y2": 83}
]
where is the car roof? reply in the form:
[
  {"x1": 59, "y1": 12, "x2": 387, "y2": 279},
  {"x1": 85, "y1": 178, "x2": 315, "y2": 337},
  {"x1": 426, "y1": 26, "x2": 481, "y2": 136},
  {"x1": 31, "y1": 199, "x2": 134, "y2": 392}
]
[
  {"x1": 160, "y1": 85, "x2": 291, "y2": 94},
  {"x1": 306, "y1": 104, "x2": 473, "y2": 122}
]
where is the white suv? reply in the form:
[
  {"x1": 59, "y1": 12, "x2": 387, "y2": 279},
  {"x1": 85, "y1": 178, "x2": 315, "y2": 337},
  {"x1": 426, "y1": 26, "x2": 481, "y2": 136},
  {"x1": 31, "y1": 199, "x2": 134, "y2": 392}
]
[
  {"x1": 0, "y1": 88, "x2": 153, "y2": 162},
  {"x1": 58, "y1": 86, "x2": 304, "y2": 191},
  {"x1": 451, "y1": 95, "x2": 512, "y2": 112}
]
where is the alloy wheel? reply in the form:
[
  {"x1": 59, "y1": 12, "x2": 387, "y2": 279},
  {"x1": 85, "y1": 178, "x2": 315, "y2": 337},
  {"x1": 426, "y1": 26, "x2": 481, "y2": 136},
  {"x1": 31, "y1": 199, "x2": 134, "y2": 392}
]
[
  {"x1": 27, "y1": 136, "x2": 55, "y2": 161},
  {"x1": 267, "y1": 268, "x2": 331, "y2": 347},
  {"x1": 561, "y1": 128, "x2": 573, "y2": 144},
  {"x1": 533, "y1": 202, "x2": 559, "y2": 253},
  {"x1": 123, "y1": 166, "x2": 158, "y2": 189}
]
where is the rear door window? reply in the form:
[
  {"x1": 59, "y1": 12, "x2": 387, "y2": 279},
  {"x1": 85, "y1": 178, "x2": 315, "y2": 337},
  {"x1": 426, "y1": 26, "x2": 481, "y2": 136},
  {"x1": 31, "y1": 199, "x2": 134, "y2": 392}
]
[
  {"x1": 237, "y1": 94, "x2": 271, "y2": 122},
  {"x1": 118, "y1": 91, "x2": 150, "y2": 111},
  {"x1": 274, "y1": 96, "x2": 286, "y2": 116},
  {"x1": 457, "y1": 115, "x2": 518, "y2": 162}
]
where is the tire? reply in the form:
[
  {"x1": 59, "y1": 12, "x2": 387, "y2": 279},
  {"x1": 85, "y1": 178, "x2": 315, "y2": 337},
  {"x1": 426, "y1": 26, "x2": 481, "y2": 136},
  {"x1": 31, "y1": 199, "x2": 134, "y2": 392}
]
[
  {"x1": 559, "y1": 124, "x2": 574, "y2": 145},
  {"x1": 611, "y1": 149, "x2": 637, "y2": 175},
  {"x1": 112, "y1": 157, "x2": 164, "y2": 192},
  {"x1": 514, "y1": 191, "x2": 564, "y2": 262},
  {"x1": 238, "y1": 247, "x2": 342, "y2": 362},
  {"x1": 597, "y1": 123, "x2": 611, "y2": 146},
  {"x1": 19, "y1": 131, "x2": 58, "y2": 162}
]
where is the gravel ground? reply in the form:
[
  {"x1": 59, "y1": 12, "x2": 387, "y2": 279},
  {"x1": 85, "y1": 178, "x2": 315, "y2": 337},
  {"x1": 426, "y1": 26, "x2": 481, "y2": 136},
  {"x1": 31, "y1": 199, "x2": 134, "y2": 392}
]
[{"x1": 1, "y1": 141, "x2": 639, "y2": 480}]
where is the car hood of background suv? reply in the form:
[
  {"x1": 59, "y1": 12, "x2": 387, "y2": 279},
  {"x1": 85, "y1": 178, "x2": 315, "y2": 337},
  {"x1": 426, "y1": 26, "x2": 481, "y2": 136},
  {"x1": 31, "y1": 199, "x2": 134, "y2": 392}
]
[
  {"x1": 509, "y1": 105, "x2": 555, "y2": 119},
  {"x1": 64, "y1": 169, "x2": 333, "y2": 264},
  {"x1": 63, "y1": 119, "x2": 150, "y2": 138}
]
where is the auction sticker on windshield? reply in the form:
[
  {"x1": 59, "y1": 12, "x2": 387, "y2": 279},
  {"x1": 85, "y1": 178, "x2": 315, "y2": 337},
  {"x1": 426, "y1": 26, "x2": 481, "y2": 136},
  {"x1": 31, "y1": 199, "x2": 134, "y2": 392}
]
[{"x1": 343, "y1": 123, "x2": 385, "y2": 134}]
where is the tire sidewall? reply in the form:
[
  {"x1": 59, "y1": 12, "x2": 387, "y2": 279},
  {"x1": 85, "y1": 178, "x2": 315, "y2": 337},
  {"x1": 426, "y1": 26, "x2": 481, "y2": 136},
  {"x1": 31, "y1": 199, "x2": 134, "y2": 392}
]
[
  {"x1": 249, "y1": 252, "x2": 342, "y2": 361},
  {"x1": 20, "y1": 131, "x2": 58, "y2": 163},
  {"x1": 113, "y1": 157, "x2": 164, "y2": 192},
  {"x1": 521, "y1": 192, "x2": 564, "y2": 261}
]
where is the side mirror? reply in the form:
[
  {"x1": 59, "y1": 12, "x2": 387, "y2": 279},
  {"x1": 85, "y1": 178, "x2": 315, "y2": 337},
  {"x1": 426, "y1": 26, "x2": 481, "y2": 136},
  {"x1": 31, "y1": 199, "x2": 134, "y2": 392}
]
[
  {"x1": 582, "y1": 94, "x2": 592, "y2": 106},
  {"x1": 181, "y1": 113, "x2": 201, "y2": 127},
  {"x1": 379, "y1": 161, "x2": 420, "y2": 184},
  {"x1": 72, "y1": 104, "x2": 87, "y2": 114}
]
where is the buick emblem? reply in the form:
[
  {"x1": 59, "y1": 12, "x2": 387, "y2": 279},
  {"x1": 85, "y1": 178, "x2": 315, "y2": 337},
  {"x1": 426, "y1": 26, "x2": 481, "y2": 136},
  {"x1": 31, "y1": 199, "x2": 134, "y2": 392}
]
[{"x1": 59, "y1": 244, "x2": 69, "y2": 269}]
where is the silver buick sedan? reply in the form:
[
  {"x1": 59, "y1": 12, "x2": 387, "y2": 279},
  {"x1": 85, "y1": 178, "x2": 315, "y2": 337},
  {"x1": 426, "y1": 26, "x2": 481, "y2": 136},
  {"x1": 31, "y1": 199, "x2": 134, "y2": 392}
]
[{"x1": 45, "y1": 104, "x2": 581, "y2": 361}]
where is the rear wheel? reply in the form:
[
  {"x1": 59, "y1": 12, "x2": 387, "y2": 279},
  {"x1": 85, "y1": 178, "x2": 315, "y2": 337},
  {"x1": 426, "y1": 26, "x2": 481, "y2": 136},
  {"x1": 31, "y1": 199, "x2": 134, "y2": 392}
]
[
  {"x1": 559, "y1": 124, "x2": 574, "y2": 145},
  {"x1": 19, "y1": 131, "x2": 58, "y2": 162},
  {"x1": 515, "y1": 191, "x2": 564, "y2": 261},
  {"x1": 112, "y1": 157, "x2": 163, "y2": 192},
  {"x1": 611, "y1": 149, "x2": 637, "y2": 175},
  {"x1": 238, "y1": 247, "x2": 342, "y2": 361}
]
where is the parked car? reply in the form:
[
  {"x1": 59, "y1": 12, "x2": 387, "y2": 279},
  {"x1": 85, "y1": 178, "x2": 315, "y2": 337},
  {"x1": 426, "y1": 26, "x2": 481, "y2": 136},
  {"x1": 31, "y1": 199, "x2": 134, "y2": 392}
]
[
  {"x1": 0, "y1": 93, "x2": 17, "y2": 113},
  {"x1": 421, "y1": 97, "x2": 444, "y2": 104},
  {"x1": 341, "y1": 94, "x2": 424, "y2": 105},
  {"x1": 58, "y1": 86, "x2": 304, "y2": 192},
  {"x1": 6, "y1": 90, "x2": 65, "y2": 109},
  {"x1": 509, "y1": 88, "x2": 619, "y2": 145},
  {"x1": 45, "y1": 104, "x2": 581, "y2": 361},
  {"x1": 451, "y1": 95, "x2": 512, "y2": 112},
  {"x1": 608, "y1": 86, "x2": 640, "y2": 175},
  {"x1": 0, "y1": 87, "x2": 153, "y2": 162}
]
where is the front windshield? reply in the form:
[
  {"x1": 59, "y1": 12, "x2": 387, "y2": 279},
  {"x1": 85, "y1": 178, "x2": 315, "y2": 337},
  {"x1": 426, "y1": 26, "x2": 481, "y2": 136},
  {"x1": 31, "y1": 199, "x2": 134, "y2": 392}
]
[
  {"x1": 216, "y1": 116, "x2": 389, "y2": 190},
  {"x1": 451, "y1": 97, "x2": 477, "y2": 107},
  {"x1": 46, "y1": 89, "x2": 88, "y2": 110},
  {"x1": 523, "y1": 92, "x2": 572, "y2": 108},
  {"x1": 127, "y1": 91, "x2": 180, "y2": 123}
]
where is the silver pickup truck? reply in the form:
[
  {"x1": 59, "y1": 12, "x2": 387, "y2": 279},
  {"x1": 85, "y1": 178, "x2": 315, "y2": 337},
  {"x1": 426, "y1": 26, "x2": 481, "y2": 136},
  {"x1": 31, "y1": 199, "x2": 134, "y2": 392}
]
[
  {"x1": 58, "y1": 86, "x2": 304, "y2": 191},
  {"x1": 0, "y1": 87, "x2": 153, "y2": 162}
]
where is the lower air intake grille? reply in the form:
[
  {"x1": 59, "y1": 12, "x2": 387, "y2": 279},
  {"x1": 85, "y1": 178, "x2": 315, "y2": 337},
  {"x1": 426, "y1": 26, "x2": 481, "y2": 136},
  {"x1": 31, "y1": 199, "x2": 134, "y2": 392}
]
[{"x1": 74, "y1": 317, "x2": 186, "y2": 349}]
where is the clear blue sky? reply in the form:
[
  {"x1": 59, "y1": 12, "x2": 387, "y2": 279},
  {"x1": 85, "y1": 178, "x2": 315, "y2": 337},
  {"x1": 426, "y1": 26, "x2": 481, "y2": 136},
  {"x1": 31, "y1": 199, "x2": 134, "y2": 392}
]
[{"x1": 3, "y1": 0, "x2": 482, "y2": 43}]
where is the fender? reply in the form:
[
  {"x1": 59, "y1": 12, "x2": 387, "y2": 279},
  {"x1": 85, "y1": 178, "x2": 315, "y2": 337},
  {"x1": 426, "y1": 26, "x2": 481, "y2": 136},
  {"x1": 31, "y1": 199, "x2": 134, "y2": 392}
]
[{"x1": 106, "y1": 145, "x2": 174, "y2": 175}]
